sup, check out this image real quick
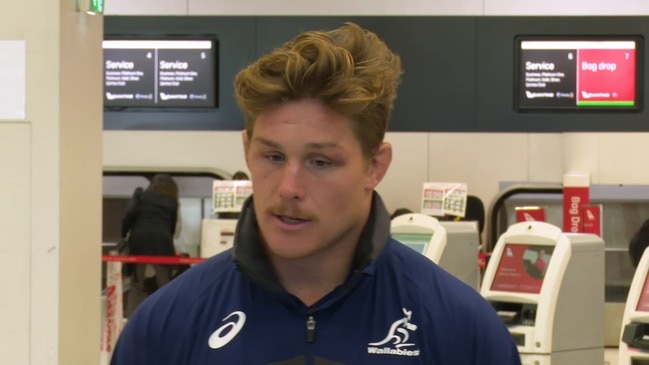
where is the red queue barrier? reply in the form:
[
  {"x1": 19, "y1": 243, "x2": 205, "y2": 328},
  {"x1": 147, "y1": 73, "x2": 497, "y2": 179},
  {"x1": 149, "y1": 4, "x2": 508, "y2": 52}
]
[
  {"x1": 102, "y1": 254, "x2": 206, "y2": 265},
  {"x1": 100, "y1": 254, "x2": 205, "y2": 363}
]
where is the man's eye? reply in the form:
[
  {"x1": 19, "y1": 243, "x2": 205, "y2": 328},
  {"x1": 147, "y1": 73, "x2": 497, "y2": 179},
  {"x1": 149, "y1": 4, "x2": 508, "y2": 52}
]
[
  {"x1": 310, "y1": 159, "x2": 331, "y2": 168},
  {"x1": 265, "y1": 153, "x2": 284, "y2": 163}
]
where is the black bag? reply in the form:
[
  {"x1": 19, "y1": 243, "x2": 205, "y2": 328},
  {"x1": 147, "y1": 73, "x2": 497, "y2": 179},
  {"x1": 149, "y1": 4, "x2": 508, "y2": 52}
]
[
  {"x1": 116, "y1": 235, "x2": 130, "y2": 255},
  {"x1": 116, "y1": 234, "x2": 134, "y2": 277}
]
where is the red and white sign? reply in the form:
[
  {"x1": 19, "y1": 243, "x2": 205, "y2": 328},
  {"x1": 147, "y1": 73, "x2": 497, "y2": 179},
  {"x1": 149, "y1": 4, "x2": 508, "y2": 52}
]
[
  {"x1": 515, "y1": 206, "x2": 547, "y2": 223},
  {"x1": 212, "y1": 180, "x2": 253, "y2": 213},
  {"x1": 577, "y1": 48, "x2": 636, "y2": 104},
  {"x1": 420, "y1": 182, "x2": 468, "y2": 217},
  {"x1": 563, "y1": 174, "x2": 590, "y2": 233},
  {"x1": 581, "y1": 204, "x2": 603, "y2": 237},
  {"x1": 100, "y1": 260, "x2": 124, "y2": 364}
]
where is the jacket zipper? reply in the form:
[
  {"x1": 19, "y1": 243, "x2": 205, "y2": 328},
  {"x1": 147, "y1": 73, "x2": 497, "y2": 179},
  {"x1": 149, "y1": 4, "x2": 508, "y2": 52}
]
[{"x1": 306, "y1": 315, "x2": 316, "y2": 343}]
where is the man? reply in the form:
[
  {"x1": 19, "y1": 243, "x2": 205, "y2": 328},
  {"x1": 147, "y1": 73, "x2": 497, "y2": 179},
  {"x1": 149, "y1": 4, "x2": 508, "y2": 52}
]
[
  {"x1": 534, "y1": 249, "x2": 547, "y2": 274},
  {"x1": 111, "y1": 22, "x2": 521, "y2": 364},
  {"x1": 629, "y1": 218, "x2": 649, "y2": 268}
]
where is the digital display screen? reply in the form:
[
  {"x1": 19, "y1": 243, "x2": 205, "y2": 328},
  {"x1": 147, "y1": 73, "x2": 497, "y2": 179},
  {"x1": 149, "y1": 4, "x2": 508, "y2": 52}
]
[
  {"x1": 636, "y1": 270, "x2": 649, "y2": 312},
  {"x1": 103, "y1": 39, "x2": 218, "y2": 108},
  {"x1": 515, "y1": 36, "x2": 643, "y2": 111},
  {"x1": 490, "y1": 243, "x2": 554, "y2": 294},
  {"x1": 392, "y1": 232, "x2": 431, "y2": 255}
]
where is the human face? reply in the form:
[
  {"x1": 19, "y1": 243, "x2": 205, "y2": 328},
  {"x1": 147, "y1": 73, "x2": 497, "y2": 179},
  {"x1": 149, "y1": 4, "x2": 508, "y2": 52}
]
[{"x1": 243, "y1": 98, "x2": 391, "y2": 261}]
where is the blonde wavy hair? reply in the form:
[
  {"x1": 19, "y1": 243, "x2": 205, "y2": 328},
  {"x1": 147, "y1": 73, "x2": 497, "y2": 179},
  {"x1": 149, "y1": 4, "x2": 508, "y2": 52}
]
[{"x1": 234, "y1": 22, "x2": 402, "y2": 159}]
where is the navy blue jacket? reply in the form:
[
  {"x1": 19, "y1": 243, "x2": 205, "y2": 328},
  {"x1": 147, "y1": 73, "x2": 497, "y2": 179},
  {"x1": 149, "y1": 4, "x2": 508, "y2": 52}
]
[{"x1": 111, "y1": 194, "x2": 520, "y2": 364}]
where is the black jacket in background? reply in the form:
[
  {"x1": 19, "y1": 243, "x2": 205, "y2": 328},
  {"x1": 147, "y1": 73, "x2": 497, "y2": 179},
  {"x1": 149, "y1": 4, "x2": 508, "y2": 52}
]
[{"x1": 121, "y1": 189, "x2": 178, "y2": 256}]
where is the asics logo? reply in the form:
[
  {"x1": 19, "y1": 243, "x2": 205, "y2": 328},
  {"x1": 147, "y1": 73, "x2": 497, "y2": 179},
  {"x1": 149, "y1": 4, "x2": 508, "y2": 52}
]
[{"x1": 208, "y1": 311, "x2": 246, "y2": 349}]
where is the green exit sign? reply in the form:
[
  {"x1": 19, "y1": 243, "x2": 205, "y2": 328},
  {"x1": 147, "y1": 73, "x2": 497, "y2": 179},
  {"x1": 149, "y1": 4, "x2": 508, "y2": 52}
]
[{"x1": 89, "y1": 0, "x2": 104, "y2": 14}]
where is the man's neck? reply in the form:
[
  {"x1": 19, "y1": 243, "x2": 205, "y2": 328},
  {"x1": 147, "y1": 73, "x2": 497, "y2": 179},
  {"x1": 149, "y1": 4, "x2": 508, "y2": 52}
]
[{"x1": 270, "y1": 239, "x2": 358, "y2": 307}]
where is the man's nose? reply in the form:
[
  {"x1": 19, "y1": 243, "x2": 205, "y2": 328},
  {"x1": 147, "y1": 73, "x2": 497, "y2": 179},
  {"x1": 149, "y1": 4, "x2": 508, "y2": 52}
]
[{"x1": 278, "y1": 161, "x2": 305, "y2": 200}]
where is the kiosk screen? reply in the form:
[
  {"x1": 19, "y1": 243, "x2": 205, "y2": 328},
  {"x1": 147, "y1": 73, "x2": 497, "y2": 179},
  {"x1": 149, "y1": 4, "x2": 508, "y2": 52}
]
[
  {"x1": 491, "y1": 244, "x2": 554, "y2": 294},
  {"x1": 392, "y1": 233, "x2": 431, "y2": 255},
  {"x1": 636, "y1": 270, "x2": 649, "y2": 312}
]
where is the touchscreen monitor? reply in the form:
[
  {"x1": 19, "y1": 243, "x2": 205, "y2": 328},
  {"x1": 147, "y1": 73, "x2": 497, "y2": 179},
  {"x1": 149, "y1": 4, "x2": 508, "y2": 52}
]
[
  {"x1": 392, "y1": 232, "x2": 432, "y2": 255},
  {"x1": 490, "y1": 243, "x2": 554, "y2": 294},
  {"x1": 515, "y1": 36, "x2": 643, "y2": 111},
  {"x1": 103, "y1": 39, "x2": 218, "y2": 108}
]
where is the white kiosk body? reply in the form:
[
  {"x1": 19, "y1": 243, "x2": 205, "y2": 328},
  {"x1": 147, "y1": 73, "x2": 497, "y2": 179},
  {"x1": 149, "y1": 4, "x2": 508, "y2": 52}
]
[
  {"x1": 390, "y1": 213, "x2": 480, "y2": 291},
  {"x1": 480, "y1": 221, "x2": 604, "y2": 365},
  {"x1": 619, "y1": 247, "x2": 649, "y2": 364},
  {"x1": 200, "y1": 218, "x2": 238, "y2": 258}
]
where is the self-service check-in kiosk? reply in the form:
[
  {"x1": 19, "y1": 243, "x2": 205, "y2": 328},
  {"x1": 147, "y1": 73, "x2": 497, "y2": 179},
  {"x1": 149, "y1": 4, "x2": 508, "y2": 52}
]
[
  {"x1": 391, "y1": 213, "x2": 480, "y2": 291},
  {"x1": 480, "y1": 221, "x2": 604, "y2": 365},
  {"x1": 200, "y1": 218, "x2": 238, "y2": 258},
  {"x1": 619, "y1": 247, "x2": 649, "y2": 364}
]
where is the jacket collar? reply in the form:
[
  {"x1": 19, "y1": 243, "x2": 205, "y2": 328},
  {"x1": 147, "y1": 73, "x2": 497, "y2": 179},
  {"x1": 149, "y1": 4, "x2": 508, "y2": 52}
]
[{"x1": 232, "y1": 192, "x2": 391, "y2": 294}]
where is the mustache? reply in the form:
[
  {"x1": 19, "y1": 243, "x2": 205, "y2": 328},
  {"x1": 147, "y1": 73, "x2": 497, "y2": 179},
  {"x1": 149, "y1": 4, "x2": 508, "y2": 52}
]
[{"x1": 267, "y1": 205, "x2": 315, "y2": 221}]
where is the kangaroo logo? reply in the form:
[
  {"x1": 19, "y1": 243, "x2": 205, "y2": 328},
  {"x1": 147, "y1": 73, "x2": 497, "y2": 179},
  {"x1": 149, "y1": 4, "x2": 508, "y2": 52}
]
[{"x1": 369, "y1": 308, "x2": 418, "y2": 349}]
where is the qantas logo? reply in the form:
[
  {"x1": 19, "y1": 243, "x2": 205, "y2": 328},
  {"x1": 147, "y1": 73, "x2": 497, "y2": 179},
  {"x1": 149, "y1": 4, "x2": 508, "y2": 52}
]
[
  {"x1": 208, "y1": 311, "x2": 246, "y2": 349},
  {"x1": 523, "y1": 212, "x2": 536, "y2": 221},
  {"x1": 581, "y1": 91, "x2": 611, "y2": 99},
  {"x1": 586, "y1": 209, "x2": 596, "y2": 220},
  {"x1": 368, "y1": 308, "x2": 420, "y2": 357}
]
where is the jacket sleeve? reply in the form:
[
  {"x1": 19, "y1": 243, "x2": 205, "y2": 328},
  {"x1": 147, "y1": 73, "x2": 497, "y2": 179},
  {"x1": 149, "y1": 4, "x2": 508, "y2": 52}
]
[
  {"x1": 472, "y1": 301, "x2": 522, "y2": 365},
  {"x1": 121, "y1": 187, "x2": 143, "y2": 238},
  {"x1": 110, "y1": 311, "x2": 150, "y2": 365}
]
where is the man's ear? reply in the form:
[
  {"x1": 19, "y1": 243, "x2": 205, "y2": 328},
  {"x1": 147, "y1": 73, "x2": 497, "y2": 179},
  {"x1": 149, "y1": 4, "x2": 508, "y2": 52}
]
[{"x1": 365, "y1": 142, "x2": 392, "y2": 191}]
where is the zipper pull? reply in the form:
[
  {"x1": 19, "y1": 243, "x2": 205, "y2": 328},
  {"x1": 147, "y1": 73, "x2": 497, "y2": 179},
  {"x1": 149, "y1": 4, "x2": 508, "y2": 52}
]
[{"x1": 306, "y1": 316, "x2": 316, "y2": 343}]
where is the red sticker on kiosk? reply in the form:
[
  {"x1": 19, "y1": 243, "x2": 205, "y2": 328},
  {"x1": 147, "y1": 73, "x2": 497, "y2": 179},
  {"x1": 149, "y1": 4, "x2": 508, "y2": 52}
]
[
  {"x1": 581, "y1": 204, "x2": 602, "y2": 237},
  {"x1": 515, "y1": 207, "x2": 546, "y2": 223}
]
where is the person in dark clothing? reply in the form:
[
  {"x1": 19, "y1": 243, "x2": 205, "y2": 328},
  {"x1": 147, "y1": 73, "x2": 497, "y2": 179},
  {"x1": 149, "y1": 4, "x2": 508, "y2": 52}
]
[
  {"x1": 629, "y1": 218, "x2": 649, "y2": 268},
  {"x1": 231, "y1": 170, "x2": 249, "y2": 181},
  {"x1": 121, "y1": 173, "x2": 179, "y2": 317}
]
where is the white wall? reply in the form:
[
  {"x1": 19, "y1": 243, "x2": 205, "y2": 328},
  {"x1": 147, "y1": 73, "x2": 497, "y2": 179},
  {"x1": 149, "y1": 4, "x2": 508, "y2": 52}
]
[
  {"x1": 105, "y1": 0, "x2": 649, "y2": 16},
  {"x1": 484, "y1": 0, "x2": 649, "y2": 15},
  {"x1": 0, "y1": 124, "x2": 31, "y2": 364},
  {"x1": 103, "y1": 130, "x2": 245, "y2": 177}
]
